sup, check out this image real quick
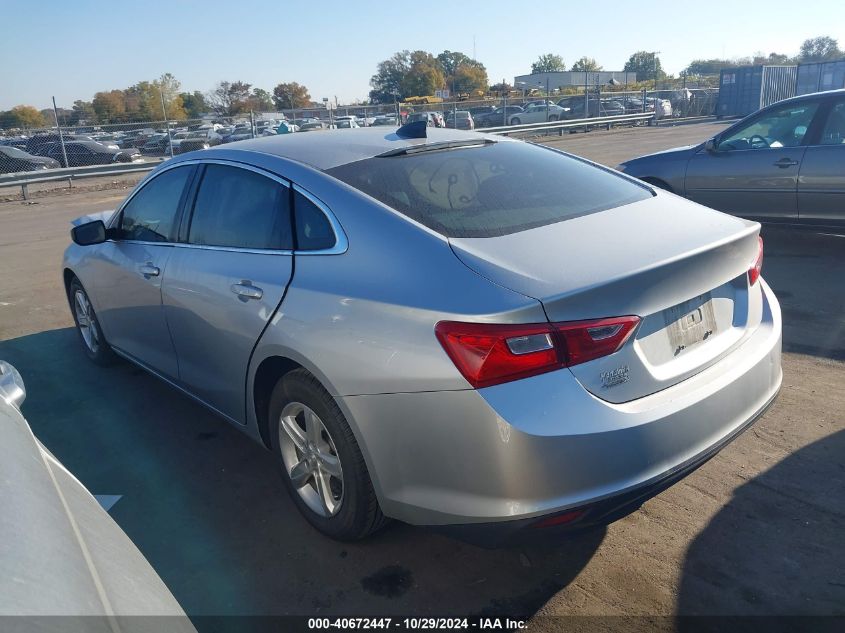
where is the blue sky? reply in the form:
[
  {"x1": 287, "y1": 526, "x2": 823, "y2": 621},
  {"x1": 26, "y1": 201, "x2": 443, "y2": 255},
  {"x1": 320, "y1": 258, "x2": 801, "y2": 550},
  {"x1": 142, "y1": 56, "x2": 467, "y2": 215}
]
[{"x1": 2, "y1": 0, "x2": 843, "y2": 110}]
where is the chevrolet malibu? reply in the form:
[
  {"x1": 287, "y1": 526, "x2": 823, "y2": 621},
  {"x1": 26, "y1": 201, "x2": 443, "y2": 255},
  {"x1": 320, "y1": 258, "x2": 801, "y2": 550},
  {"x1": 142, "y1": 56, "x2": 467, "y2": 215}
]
[{"x1": 63, "y1": 126, "x2": 782, "y2": 543}]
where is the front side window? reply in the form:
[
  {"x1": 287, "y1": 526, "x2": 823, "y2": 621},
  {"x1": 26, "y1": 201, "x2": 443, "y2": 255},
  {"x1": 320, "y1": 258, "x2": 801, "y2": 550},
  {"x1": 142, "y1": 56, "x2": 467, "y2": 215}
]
[
  {"x1": 718, "y1": 102, "x2": 819, "y2": 151},
  {"x1": 119, "y1": 166, "x2": 192, "y2": 242},
  {"x1": 327, "y1": 140, "x2": 651, "y2": 238},
  {"x1": 188, "y1": 164, "x2": 292, "y2": 250},
  {"x1": 820, "y1": 101, "x2": 845, "y2": 145}
]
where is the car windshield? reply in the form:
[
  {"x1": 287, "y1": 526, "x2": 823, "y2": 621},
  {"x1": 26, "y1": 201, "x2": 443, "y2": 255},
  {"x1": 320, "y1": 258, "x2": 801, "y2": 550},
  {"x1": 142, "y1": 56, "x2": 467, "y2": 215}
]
[
  {"x1": 327, "y1": 140, "x2": 651, "y2": 238},
  {"x1": 188, "y1": 131, "x2": 208, "y2": 138}
]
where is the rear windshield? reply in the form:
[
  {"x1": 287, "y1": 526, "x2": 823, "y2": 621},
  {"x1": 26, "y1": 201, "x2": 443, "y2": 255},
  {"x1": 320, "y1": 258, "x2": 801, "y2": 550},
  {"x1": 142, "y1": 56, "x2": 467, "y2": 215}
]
[{"x1": 326, "y1": 140, "x2": 651, "y2": 238}]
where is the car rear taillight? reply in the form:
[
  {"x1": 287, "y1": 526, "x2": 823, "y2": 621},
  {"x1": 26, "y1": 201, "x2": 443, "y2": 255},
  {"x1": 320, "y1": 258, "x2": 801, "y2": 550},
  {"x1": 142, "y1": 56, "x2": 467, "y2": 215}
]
[
  {"x1": 435, "y1": 316, "x2": 639, "y2": 388},
  {"x1": 748, "y1": 236, "x2": 763, "y2": 285}
]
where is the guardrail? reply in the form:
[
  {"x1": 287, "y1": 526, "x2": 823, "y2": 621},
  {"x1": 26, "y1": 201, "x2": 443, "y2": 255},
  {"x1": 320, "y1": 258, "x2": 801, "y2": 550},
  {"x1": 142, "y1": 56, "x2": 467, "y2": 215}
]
[
  {"x1": 482, "y1": 112, "x2": 657, "y2": 135},
  {"x1": 0, "y1": 161, "x2": 162, "y2": 199}
]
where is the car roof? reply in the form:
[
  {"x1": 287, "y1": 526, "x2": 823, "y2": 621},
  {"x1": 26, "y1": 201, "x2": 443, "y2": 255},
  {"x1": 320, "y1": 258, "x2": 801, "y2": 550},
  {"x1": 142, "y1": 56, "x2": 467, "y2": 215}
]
[{"x1": 202, "y1": 127, "x2": 497, "y2": 170}]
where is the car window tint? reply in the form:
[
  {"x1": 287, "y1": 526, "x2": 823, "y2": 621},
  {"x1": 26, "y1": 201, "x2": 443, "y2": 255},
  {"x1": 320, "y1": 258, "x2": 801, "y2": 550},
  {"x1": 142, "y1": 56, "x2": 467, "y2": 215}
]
[
  {"x1": 189, "y1": 164, "x2": 292, "y2": 250},
  {"x1": 718, "y1": 102, "x2": 819, "y2": 150},
  {"x1": 327, "y1": 141, "x2": 651, "y2": 238},
  {"x1": 294, "y1": 190, "x2": 335, "y2": 250},
  {"x1": 120, "y1": 166, "x2": 192, "y2": 242},
  {"x1": 820, "y1": 101, "x2": 845, "y2": 145}
]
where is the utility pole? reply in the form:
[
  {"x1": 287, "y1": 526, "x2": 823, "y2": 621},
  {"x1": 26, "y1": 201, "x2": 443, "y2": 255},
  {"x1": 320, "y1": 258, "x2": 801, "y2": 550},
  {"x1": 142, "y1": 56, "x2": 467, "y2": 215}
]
[
  {"x1": 502, "y1": 77, "x2": 507, "y2": 126},
  {"x1": 545, "y1": 77, "x2": 550, "y2": 122},
  {"x1": 52, "y1": 96, "x2": 69, "y2": 168},
  {"x1": 160, "y1": 88, "x2": 173, "y2": 157}
]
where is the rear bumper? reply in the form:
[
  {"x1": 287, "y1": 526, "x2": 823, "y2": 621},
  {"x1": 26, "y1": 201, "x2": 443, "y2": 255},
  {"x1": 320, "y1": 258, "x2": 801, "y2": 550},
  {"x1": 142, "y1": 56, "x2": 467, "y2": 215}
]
[{"x1": 338, "y1": 280, "x2": 781, "y2": 530}]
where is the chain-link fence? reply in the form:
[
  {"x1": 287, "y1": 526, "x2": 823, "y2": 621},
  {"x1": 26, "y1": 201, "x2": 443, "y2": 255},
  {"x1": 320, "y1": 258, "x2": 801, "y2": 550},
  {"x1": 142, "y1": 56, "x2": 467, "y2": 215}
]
[{"x1": 0, "y1": 86, "x2": 720, "y2": 177}]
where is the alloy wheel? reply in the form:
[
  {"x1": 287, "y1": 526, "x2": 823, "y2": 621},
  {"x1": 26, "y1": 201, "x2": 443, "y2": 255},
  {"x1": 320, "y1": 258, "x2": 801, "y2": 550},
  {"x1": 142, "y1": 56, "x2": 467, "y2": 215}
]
[
  {"x1": 278, "y1": 401, "x2": 344, "y2": 517},
  {"x1": 74, "y1": 289, "x2": 100, "y2": 354}
]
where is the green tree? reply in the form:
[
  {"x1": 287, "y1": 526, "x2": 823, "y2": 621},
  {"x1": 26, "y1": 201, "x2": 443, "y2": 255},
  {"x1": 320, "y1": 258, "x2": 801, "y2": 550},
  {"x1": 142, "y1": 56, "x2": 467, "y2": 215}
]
[
  {"x1": 685, "y1": 58, "x2": 735, "y2": 75},
  {"x1": 370, "y1": 50, "x2": 411, "y2": 103},
  {"x1": 92, "y1": 90, "x2": 126, "y2": 123},
  {"x1": 436, "y1": 50, "x2": 484, "y2": 77},
  {"x1": 570, "y1": 57, "x2": 603, "y2": 72},
  {"x1": 752, "y1": 52, "x2": 793, "y2": 65},
  {"x1": 624, "y1": 51, "x2": 664, "y2": 82},
  {"x1": 70, "y1": 100, "x2": 95, "y2": 125},
  {"x1": 531, "y1": 54, "x2": 565, "y2": 74},
  {"x1": 272, "y1": 82, "x2": 311, "y2": 109},
  {"x1": 207, "y1": 81, "x2": 253, "y2": 116},
  {"x1": 180, "y1": 91, "x2": 208, "y2": 118},
  {"x1": 437, "y1": 50, "x2": 488, "y2": 95},
  {"x1": 249, "y1": 88, "x2": 274, "y2": 111},
  {"x1": 451, "y1": 64, "x2": 488, "y2": 94},
  {"x1": 153, "y1": 73, "x2": 187, "y2": 120},
  {"x1": 400, "y1": 51, "x2": 445, "y2": 98},
  {"x1": 800, "y1": 36, "x2": 842, "y2": 61},
  {"x1": 0, "y1": 105, "x2": 47, "y2": 129}
]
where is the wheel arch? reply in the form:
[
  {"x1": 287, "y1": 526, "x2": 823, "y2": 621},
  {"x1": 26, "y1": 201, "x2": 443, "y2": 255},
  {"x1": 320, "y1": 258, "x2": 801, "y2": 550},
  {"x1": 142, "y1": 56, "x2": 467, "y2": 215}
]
[
  {"x1": 249, "y1": 350, "x2": 388, "y2": 507},
  {"x1": 640, "y1": 177, "x2": 675, "y2": 194}
]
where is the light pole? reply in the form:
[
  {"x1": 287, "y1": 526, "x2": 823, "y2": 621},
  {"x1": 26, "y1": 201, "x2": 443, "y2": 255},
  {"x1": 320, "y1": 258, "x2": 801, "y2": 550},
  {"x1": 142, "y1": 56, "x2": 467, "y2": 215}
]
[
  {"x1": 502, "y1": 77, "x2": 508, "y2": 126},
  {"x1": 543, "y1": 78, "x2": 550, "y2": 122}
]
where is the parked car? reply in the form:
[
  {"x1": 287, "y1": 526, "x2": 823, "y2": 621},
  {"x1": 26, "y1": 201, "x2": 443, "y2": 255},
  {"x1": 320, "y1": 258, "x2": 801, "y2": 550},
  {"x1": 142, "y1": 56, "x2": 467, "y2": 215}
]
[
  {"x1": 178, "y1": 129, "x2": 223, "y2": 153},
  {"x1": 372, "y1": 114, "x2": 399, "y2": 126},
  {"x1": 140, "y1": 133, "x2": 170, "y2": 154},
  {"x1": 618, "y1": 89, "x2": 845, "y2": 227},
  {"x1": 0, "y1": 145, "x2": 61, "y2": 173},
  {"x1": 508, "y1": 103, "x2": 567, "y2": 125},
  {"x1": 24, "y1": 133, "x2": 89, "y2": 156},
  {"x1": 63, "y1": 126, "x2": 781, "y2": 544},
  {"x1": 405, "y1": 112, "x2": 439, "y2": 127},
  {"x1": 45, "y1": 140, "x2": 141, "y2": 167},
  {"x1": 117, "y1": 129, "x2": 156, "y2": 149},
  {"x1": 557, "y1": 97, "x2": 616, "y2": 119},
  {"x1": 445, "y1": 110, "x2": 474, "y2": 130},
  {"x1": 165, "y1": 131, "x2": 190, "y2": 154},
  {"x1": 335, "y1": 119, "x2": 360, "y2": 129},
  {"x1": 222, "y1": 129, "x2": 255, "y2": 143},
  {"x1": 0, "y1": 361, "x2": 196, "y2": 628},
  {"x1": 474, "y1": 106, "x2": 524, "y2": 128},
  {"x1": 299, "y1": 121, "x2": 328, "y2": 132}
]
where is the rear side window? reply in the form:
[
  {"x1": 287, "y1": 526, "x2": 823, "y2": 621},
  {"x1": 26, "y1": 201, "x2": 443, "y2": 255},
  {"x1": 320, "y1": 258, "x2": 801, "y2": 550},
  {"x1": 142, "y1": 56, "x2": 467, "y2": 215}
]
[
  {"x1": 188, "y1": 164, "x2": 292, "y2": 250},
  {"x1": 120, "y1": 166, "x2": 192, "y2": 242},
  {"x1": 326, "y1": 141, "x2": 651, "y2": 238},
  {"x1": 294, "y1": 190, "x2": 335, "y2": 250}
]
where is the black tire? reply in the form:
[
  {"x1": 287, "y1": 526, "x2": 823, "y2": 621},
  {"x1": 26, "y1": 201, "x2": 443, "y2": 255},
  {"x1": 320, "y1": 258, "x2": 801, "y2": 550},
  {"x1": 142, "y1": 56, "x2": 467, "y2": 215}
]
[
  {"x1": 511, "y1": 117, "x2": 521, "y2": 125},
  {"x1": 549, "y1": 115, "x2": 558, "y2": 122},
  {"x1": 269, "y1": 368, "x2": 388, "y2": 541},
  {"x1": 68, "y1": 278, "x2": 116, "y2": 366}
]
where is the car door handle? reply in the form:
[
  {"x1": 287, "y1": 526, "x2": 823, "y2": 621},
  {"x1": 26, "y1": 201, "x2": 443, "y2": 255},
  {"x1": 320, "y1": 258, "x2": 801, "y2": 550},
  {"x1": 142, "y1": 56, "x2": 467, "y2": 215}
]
[
  {"x1": 773, "y1": 158, "x2": 799, "y2": 168},
  {"x1": 139, "y1": 264, "x2": 160, "y2": 278},
  {"x1": 231, "y1": 282, "x2": 263, "y2": 301}
]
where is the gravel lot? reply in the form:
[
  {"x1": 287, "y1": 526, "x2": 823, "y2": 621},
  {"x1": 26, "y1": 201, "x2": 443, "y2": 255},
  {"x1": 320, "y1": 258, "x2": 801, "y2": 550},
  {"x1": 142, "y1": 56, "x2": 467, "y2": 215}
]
[{"x1": 0, "y1": 122, "x2": 842, "y2": 628}]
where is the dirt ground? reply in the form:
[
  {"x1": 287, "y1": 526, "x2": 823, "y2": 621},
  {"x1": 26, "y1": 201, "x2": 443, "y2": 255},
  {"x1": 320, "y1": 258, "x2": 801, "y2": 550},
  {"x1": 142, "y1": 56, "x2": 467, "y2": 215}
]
[{"x1": 0, "y1": 123, "x2": 842, "y2": 629}]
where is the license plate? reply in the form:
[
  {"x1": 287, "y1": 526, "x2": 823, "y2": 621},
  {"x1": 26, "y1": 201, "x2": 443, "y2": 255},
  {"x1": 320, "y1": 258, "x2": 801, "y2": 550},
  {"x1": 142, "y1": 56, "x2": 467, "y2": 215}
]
[{"x1": 664, "y1": 294, "x2": 717, "y2": 356}]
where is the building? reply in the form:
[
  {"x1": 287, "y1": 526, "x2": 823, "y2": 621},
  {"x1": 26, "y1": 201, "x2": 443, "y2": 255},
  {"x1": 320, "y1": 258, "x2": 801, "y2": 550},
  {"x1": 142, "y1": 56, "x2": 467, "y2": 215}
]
[{"x1": 513, "y1": 71, "x2": 638, "y2": 92}]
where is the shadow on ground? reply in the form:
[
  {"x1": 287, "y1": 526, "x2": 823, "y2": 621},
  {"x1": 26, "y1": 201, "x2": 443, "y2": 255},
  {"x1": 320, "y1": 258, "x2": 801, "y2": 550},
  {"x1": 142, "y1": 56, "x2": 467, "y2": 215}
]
[
  {"x1": 0, "y1": 328, "x2": 604, "y2": 622},
  {"x1": 678, "y1": 428, "x2": 845, "y2": 617},
  {"x1": 761, "y1": 227, "x2": 845, "y2": 362}
]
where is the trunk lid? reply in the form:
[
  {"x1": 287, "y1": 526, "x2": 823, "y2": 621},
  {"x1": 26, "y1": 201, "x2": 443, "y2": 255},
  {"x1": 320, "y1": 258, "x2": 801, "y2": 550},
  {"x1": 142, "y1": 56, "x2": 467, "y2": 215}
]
[{"x1": 448, "y1": 193, "x2": 763, "y2": 403}]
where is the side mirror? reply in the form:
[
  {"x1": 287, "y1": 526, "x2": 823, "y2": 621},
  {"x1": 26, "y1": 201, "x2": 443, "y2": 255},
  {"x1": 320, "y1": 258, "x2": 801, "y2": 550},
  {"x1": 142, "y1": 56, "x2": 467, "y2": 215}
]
[
  {"x1": 71, "y1": 219, "x2": 107, "y2": 246},
  {"x1": 704, "y1": 138, "x2": 717, "y2": 153}
]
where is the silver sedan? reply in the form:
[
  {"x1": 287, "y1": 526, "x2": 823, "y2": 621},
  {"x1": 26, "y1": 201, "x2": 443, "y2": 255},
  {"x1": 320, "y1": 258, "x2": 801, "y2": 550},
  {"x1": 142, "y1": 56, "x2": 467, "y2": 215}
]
[{"x1": 63, "y1": 126, "x2": 782, "y2": 543}]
